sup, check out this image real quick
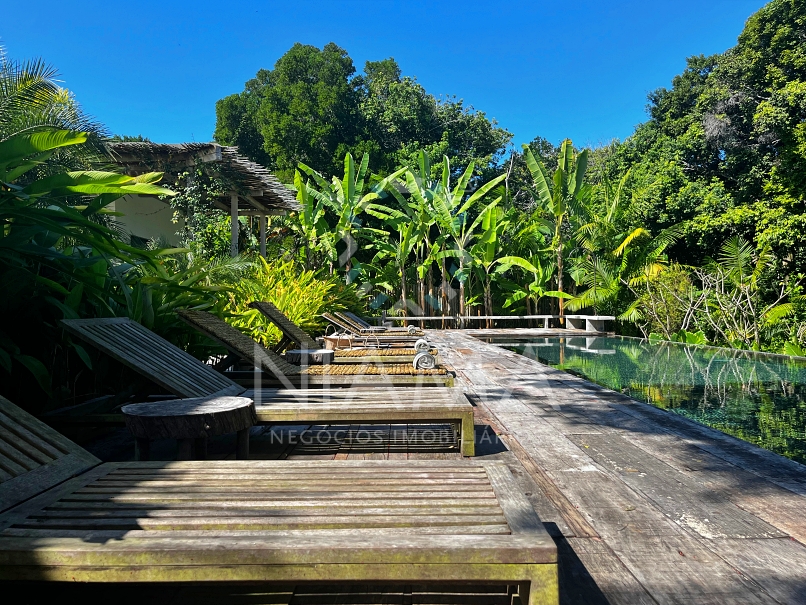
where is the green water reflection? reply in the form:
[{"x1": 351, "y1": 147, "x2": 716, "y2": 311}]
[{"x1": 490, "y1": 335, "x2": 806, "y2": 464}]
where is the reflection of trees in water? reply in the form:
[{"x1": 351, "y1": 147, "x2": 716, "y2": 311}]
[{"x1": 512, "y1": 337, "x2": 806, "y2": 464}]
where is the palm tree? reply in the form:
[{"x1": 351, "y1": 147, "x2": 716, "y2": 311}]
[{"x1": 0, "y1": 50, "x2": 105, "y2": 170}]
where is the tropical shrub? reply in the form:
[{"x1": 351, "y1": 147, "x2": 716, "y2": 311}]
[{"x1": 222, "y1": 257, "x2": 364, "y2": 348}]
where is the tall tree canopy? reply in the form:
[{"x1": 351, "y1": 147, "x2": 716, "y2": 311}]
[
  {"x1": 611, "y1": 0, "x2": 806, "y2": 269},
  {"x1": 214, "y1": 43, "x2": 511, "y2": 181}
]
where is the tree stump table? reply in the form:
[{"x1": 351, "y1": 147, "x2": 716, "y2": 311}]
[{"x1": 121, "y1": 396, "x2": 256, "y2": 461}]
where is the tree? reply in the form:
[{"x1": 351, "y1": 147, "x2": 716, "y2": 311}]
[
  {"x1": 0, "y1": 49, "x2": 106, "y2": 174},
  {"x1": 425, "y1": 157, "x2": 505, "y2": 316},
  {"x1": 522, "y1": 139, "x2": 589, "y2": 321},
  {"x1": 215, "y1": 47, "x2": 511, "y2": 182},
  {"x1": 298, "y1": 153, "x2": 405, "y2": 280},
  {"x1": 615, "y1": 0, "x2": 806, "y2": 270},
  {"x1": 215, "y1": 43, "x2": 361, "y2": 181},
  {"x1": 0, "y1": 129, "x2": 177, "y2": 405}
]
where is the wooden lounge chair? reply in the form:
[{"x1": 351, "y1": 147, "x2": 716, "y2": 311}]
[
  {"x1": 250, "y1": 301, "x2": 438, "y2": 364},
  {"x1": 338, "y1": 311, "x2": 424, "y2": 335},
  {"x1": 59, "y1": 317, "x2": 471, "y2": 453},
  {"x1": 322, "y1": 313, "x2": 425, "y2": 348},
  {"x1": 0, "y1": 395, "x2": 558, "y2": 603},
  {"x1": 247, "y1": 301, "x2": 319, "y2": 350},
  {"x1": 175, "y1": 310, "x2": 453, "y2": 387}
]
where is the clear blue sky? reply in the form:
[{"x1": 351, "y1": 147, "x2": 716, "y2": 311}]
[{"x1": 2, "y1": 0, "x2": 767, "y2": 150}]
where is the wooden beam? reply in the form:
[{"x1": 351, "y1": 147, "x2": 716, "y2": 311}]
[
  {"x1": 230, "y1": 193, "x2": 239, "y2": 257},
  {"x1": 237, "y1": 209, "x2": 287, "y2": 216},
  {"x1": 245, "y1": 195, "x2": 271, "y2": 213},
  {"x1": 260, "y1": 214, "x2": 267, "y2": 258}
]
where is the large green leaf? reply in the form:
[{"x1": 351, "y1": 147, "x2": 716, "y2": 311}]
[
  {"x1": 521, "y1": 146, "x2": 552, "y2": 207},
  {"x1": 0, "y1": 130, "x2": 87, "y2": 175}
]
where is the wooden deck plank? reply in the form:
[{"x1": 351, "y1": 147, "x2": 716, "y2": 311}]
[
  {"x1": 572, "y1": 434, "x2": 785, "y2": 539},
  {"x1": 431, "y1": 330, "x2": 801, "y2": 605},
  {"x1": 0, "y1": 459, "x2": 557, "y2": 599}
]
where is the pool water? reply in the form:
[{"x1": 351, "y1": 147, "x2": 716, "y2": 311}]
[{"x1": 487, "y1": 335, "x2": 806, "y2": 464}]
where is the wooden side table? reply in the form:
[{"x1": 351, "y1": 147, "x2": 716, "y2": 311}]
[{"x1": 121, "y1": 396, "x2": 256, "y2": 461}]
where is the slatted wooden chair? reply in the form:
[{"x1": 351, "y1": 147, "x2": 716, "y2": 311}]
[
  {"x1": 338, "y1": 311, "x2": 424, "y2": 335},
  {"x1": 60, "y1": 317, "x2": 244, "y2": 398},
  {"x1": 247, "y1": 301, "x2": 319, "y2": 350},
  {"x1": 250, "y1": 301, "x2": 437, "y2": 364},
  {"x1": 321, "y1": 313, "x2": 426, "y2": 349},
  {"x1": 59, "y1": 317, "x2": 471, "y2": 453},
  {"x1": 176, "y1": 310, "x2": 453, "y2": 387},
  {"x1": 0, "y1": 396, "x2": 558, "y2": 603},
  {"x1": 0, "y1": 397, "x2": 99, "y2": 512}
]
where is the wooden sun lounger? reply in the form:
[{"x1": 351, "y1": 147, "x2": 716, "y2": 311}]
[
  {"x1": 58, "y1": 318, "x2": 467, "y2": 448},
  {"x1": 0, "y1": 396, "x2": 558, "y2": 603},
  {"x1": 322, "y1": 313, "x2": 425, "y2": 346},
  {"x1": 60, "y1": 317, "x2": 244, "y2": 398},
  {"x1": 248, "y1": 387, "x2": 474, "y2": 456},
  {"x1": 249, "y1": 301, "x2": 438, "y2": 364},
  {"x1": 247, "y1": 301, "x2": 319, "y2": 350},
  {"x1": 176, "y1": 310, "x2": 453, "y2": 387},
  {"x1": 339, "y1": 311, "x2": 424, "y2": 335}
]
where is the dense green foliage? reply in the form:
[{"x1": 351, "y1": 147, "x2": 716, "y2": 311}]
[
  {"x1": 0, "y1": 55, "x2": 365, "y2": 412},
  {"x1": 5, "y1": 0, "x2": 806, "y2": 418},
  {"x1": 214, "y1": 43, "x2": 511, "y2": 181},
  {"x1": 610, "y1": 0, "x2": 806, "y2": 270}
]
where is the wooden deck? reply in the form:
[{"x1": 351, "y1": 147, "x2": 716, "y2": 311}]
[
  {"x1": 0, "y1": 459, "x2": 557, "y2": 605},
  {"x1": 430, "y1": 329, "x2": 806, "y2": 605},
  {"x1": 10, "y1": 327, "x2": 806, "y2": 603}
]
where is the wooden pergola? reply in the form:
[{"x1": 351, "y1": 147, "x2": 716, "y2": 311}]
[{"x1": 106, "y1": 142, "x2": 300, "y2": 257}]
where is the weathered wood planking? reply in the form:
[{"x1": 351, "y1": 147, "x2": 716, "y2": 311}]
[
  {"x1": 12, "y1": 581, "x2": 517, "y2": 605},
  {"x1": 245, "y1": 388, "x2": 475, "y2": 456},
  {"x1": 571, "y1": 434, "x2": 785, "y2": 539},
  {"x1": 0, "y1": 397, "x2": 100, "y2": 513},
  {"x1": 0, "y1": 459, "x2": 558, "y2": 604},
  {"x1": 233, "y1": 372, "x2": 454, "y2": 388},
  {"x1": 431, "y1": 330, "x2": 806, "y2": 605},
  {"x1": 61, "y1": 317, "x2": 244, "y2": 398}
]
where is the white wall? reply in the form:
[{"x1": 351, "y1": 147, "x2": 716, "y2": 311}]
[{"x1": 111, "y1": 195, "x2": 184, "y2": 246}]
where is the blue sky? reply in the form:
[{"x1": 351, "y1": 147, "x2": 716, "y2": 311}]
[{"x1": 3, "y1": 0, "x2": 767, "y2": 150}]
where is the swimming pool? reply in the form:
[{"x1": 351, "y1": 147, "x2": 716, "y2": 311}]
[{"x1": 486, "y1": 335, "x2": 806, "y2": 464}]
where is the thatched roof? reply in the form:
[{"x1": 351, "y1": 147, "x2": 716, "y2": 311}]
[{"x1": 106, "y1": 142, "x2": 300, "y2": 214}]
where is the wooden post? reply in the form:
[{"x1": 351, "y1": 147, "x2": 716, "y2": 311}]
[
  {"x1": 230, "y1": 193, "x2": 239, "y2": 257},
  {"x1": 260, "y1": 213, "x2": 267, "y2": 258},
  {"x1": 134, "y1": 438, "x2": 150, "y2": 462},
  {"x1": 177, "y1": 438, "x2": 194, "y2": 461},
  {"x1": 236, "y1": 428, "x2": 250, "y2": 460}
]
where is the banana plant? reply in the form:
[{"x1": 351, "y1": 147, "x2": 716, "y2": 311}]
[
  {"x1": 496, "y1": 255, "x2": 570, "y2": 316},
  {"x1": 425, "y1": 155, "x2": 506, "y2": 315},
  {"x1": 289, "y1": 169, "x2": 336, "y2": 271},
  {"x1": 365, "y1": 214, "x2": 421, "y2": 315},
  {"x1": 298, "y1": 152, "x2": 405, "y2": 282},
  {"x1": 522, "y1": 139, "x2": 589, "y2": 321},
  {"x1": 467, "y1": 205, "x2": 509, "y2": 324}
]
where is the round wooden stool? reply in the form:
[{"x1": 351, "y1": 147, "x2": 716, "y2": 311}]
[{"x1": 121, "y1": 396, "x2": 256, "y2": 461}]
